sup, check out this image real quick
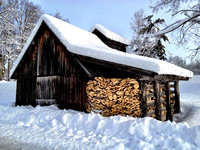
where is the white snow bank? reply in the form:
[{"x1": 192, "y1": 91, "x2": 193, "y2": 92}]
[
  {"x1": 0, "y1": 80, "x2": 16, "y2": 106},
  {"x1": 0, "y1": 105, "x2": 199, "y2": 150},
  {"x1": 10, "y1": 14, "x2": 193, "y2": 78},
  {"x1": 175, "y1": 75, "x2": 200, "y2": 127},
  {"x1": 89, "y1": 24, "x2": 130, "y2": 45},
  {"x1": 0, "y1": 76, "x2": 199, "y2": 149}
]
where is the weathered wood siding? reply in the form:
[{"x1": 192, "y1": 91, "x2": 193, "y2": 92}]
[
  {"x1": 92, "y1": 29, "x2": 127, "y2": 52},
  {"x1": 14, "y1": 22, "x2": 89, "y2": 111},
  {"x1": 16, "y1": 77, "x2": 37, "y2": 106}
]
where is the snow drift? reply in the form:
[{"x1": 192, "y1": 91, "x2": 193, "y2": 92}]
[
  {"x1": 0, "y1": 105, "x2": 199, "y2": 150},
  {"x1": 0, "y1": 76, "x2": 200, "y2": 149}
]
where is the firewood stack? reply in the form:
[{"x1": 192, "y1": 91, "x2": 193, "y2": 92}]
[
  {"x1": 160, "y1": 86, "x2": 167, "y2": 116},
  {"x1": 86, "y1": 77, "x2": 141, "y2": 117}
]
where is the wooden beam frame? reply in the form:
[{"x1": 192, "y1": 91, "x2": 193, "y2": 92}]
[
  {"x1": 140, "y1": 81, "x2": 147, "y2": 117},
  {"x1": 165, "y1": 82, "x2": 173, "y2": 121},
  {"x1": 155, "y1": 81, "x2": 161, "y2": 120},
  {"x1": 174, "y1": 81, "x2": 181, "y2": 113}
]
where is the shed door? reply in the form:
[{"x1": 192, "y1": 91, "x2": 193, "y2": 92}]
[{"x1": 36, "y1": 76, "x2": 60, "y2": 106}]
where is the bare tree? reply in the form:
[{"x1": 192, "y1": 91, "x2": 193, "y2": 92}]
[
  {"x1": 130, "y1": 9, "x2": 145, "y2": 52},
  {"x1": 0, "y1": 0, "x2": 42, "y2": 80},
  {"x1": 0, "y1": 0, "x2": 18, "y2": 80},
  {"x1": 151, "y1": 0, "x2": 200, "y2": 58},
  {"x1": 10, "y1": 0, "x2": 42, "y2": 51},
  {"x1": 54, "y1": 11, "x2": 69, "y2": 23}
]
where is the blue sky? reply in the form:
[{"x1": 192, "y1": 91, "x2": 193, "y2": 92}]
[
  {"x1": 31, "y1": 0, "x2": 189, "y2": 59},
  {"x1": 34, "y1": 0, "x2": 152, "y2": 38}
]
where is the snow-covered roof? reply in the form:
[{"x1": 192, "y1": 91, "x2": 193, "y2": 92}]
[
  {"x1": 10, "y1": 14, "x2": 193, "y2": 78},
  {"x1": 89, "y1": 24, "x2": 130, "y2": 45}
]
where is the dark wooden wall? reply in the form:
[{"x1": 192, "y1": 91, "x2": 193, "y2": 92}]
[
  {"x1": 14, "y1": 22, "x2": 89, "y2": 111},
  {"x1": 92, "y1": 29, "x2": 127, "y2": 52}
]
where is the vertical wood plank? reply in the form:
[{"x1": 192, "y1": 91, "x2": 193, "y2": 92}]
[
  {"x1": 16, "y1": 79, "x2": 21, "y2": 106},
  {"x1": 174, "y1": 81, "x2": 180, "y2": 113},
  {"x1": 155, "y1": 81, "x2": 161, "y2": 120},
  {"x1": 140, "y1": 81, "x2": 147, "y2": 117},
  {"x1": 165, "y1": 82, "x2": 173, "y2": 121}
]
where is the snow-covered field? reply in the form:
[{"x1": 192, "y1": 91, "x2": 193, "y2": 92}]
[{"x1": 0, "y1": 76, "x2": 199, "y2": 150}]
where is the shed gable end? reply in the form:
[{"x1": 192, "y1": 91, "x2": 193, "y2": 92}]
[{"x1": 14, "y1": 22, "x2": 89, "y2": 110}]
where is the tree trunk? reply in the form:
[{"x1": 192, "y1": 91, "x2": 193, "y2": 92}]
[{"x1": 7, "y1": 57, "x2": 10, "y2": 81}]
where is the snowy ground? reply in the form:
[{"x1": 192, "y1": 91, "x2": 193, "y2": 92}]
[
  {"x1": 175, "y1": 75, "x2": 200, "y2": 127},
  {"x1": 0, "y1": 76, "x2": 199, "y2": 150}
]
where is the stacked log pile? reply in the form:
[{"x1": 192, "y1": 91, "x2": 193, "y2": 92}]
[
  {"x1": 160, "y1": 83, "x2": 167, "y2": 117},
  {"x1": 86, "y1": 77, "x2": 141, "y2": 117}
]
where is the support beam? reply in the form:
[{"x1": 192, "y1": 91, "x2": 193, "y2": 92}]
[
  {"x1": 165, "y1": 82, "x2": 173, "y2": 121},
  {"x1": 174, "y1": 81, "x2": 181, "y2": 113},
  {"x1": 155, "y1": 81, "x2": 161, "y2": 120},
  {"x1": 140, "y1": 81, "x2": 147, "y2": 117}
]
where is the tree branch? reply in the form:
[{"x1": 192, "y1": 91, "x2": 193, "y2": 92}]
[{"x1": 155, "y1": 13, "x2": 200, "y2": 36}]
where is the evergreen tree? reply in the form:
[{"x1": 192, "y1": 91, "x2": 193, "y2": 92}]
[{"x1": 131, "y1": 12, "x2": 169, "y2": 60}]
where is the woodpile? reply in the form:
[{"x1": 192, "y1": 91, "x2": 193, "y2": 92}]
[
  {"x1": 86, "y1": 77, "x2": 141, "y2": 117},
  {"x1": 86, "y1": 78, "x2": 177, "y2": 121},
  {"x1": 160, "y1": 86, "x2": 167, "y2": 117}
]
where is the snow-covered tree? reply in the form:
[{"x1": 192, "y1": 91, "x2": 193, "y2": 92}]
[
  {"x1": 168, "y1": 56, "x2": 187, "y2": 68},
  {"x1": 130, "y1": 10, "x2": 169, "y2": 60},
  {"x1": 10, "y1": 0, "x2": 42, "y2": 52},
  {"x1": 189, "y1": 59, "x2": 200, "y2": 75},
  {"x1": 168, "y1": 56, "x2": 200, "y2": 75},
  {"x1": 0, "y1": 0, "x2": 18, "y2": 80},
  {"x1": 151, "y1": 0, "x2": 200, "y2": 58},
  {"x1": 0, "y1": 0, "x2": 41, "y2": 80}
]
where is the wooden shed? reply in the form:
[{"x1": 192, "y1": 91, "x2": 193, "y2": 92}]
[{"x1": 10, "y1": 14, "x2": 193, "y2": 121}]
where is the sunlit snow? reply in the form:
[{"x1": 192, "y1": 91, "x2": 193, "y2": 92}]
[{"x1": 0, "y1": 76, "x2": 199, "y2": 149}]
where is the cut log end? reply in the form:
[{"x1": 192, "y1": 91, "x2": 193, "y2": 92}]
[{"x1": 86, "y1": 77, "x2": 141, "y2": 117}]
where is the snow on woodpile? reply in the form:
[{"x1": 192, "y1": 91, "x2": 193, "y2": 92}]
[
  {"x1": 89, "y1": 24, "x2": 130, "y2": 45},
  {"x1": 10, "y1": 14, "x2": 193, "y2": 78}
]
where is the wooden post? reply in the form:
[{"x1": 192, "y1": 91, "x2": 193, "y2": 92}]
[
  {"x1": 140, "y1": 81, "x2": 147, "y2": 117},
  {"x1": 165, "y1": 82, "x2": 173, "y2": 121},
  {"x1": 155, "y1": 81, "x2": 161, "y2": 120},
  {"x1": 174, "y1": 81, "x2": 181, "y2": 113}
]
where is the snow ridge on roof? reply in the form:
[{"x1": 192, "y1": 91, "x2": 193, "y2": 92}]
[
  {"x1": 10, "y1": 14, "x2": 193, "y2": 78},
  {"x1": 89, "y1": 24, "x2": 130, "y2": 45}
]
